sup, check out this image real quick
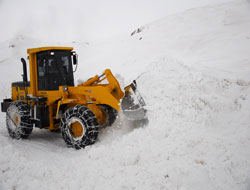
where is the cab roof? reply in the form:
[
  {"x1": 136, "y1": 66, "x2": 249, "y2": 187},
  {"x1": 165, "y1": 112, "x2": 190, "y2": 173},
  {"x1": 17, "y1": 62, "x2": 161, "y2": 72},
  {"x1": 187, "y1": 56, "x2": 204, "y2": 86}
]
[{"x1": 27, "y1": 47, "x2": 73, "y2": 54}]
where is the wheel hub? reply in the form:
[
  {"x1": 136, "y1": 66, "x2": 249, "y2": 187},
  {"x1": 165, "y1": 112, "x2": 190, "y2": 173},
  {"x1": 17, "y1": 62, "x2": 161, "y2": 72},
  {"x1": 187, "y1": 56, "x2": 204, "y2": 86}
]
[
  {"x1": 14, "y1": 113, "x2": 19, "y2": 125},
  {"x1": 8, "y1": 111, "x2": 19, "y2": 130},
  {"x1": 68, "y1": 118, "x2": 85, "y2": 140},
  {"x1": 99, "y1": 109, "x2": 108, "y2": 127}
]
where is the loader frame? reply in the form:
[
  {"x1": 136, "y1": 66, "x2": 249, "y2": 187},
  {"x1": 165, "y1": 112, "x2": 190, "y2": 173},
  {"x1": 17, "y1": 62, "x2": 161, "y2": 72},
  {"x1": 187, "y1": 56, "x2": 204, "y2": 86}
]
[{"x1": 4, "y1": 47, "x2": 124, "y2": 130}]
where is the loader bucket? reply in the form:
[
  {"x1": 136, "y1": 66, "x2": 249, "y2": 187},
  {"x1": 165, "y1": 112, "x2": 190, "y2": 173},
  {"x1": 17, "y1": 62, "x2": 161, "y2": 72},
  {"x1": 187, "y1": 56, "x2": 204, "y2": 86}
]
[{"x1": 121, "y1": 80, "x2": 146, "y2": 120}]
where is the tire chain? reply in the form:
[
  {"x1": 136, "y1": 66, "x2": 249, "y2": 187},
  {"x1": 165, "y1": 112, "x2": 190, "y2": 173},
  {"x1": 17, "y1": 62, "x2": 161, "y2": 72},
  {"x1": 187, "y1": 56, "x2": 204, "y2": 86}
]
[
  {"x1": 6, "y1": 101, "x2": 33, "y2": 139},
  {"x1": 60, "y1": 105, "x2": 99, "y2": 149}
]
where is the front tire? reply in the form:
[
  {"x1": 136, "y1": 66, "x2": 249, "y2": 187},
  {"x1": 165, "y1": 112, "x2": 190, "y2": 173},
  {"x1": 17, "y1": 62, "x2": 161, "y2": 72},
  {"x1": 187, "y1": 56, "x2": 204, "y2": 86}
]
[
  {"x1": 99, "y1": 105, "x2": 118, "y2": 128},
  {"x1": 60, "y1": 105, "x2": 99, "y2": 149},
  {"x1": 6, "y1": 101, "x2": 33, "y2": 139}
]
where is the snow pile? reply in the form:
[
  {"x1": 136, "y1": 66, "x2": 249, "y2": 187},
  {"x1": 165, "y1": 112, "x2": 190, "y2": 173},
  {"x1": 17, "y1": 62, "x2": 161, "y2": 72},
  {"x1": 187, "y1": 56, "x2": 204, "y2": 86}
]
[{"x1": 0, "y1": 0, "x2": 250, "y2": 190}]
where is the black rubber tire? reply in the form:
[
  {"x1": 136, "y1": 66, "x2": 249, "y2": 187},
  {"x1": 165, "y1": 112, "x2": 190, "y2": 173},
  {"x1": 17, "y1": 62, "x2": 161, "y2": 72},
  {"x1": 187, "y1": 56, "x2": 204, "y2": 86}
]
[
  {"x1": 99, "y1": 105, "x2": 118, "y2": 128},
  {"x1": 6, "y1": 101, "x2": 33, "y2": 139},
  {"x1": 60, "y1": 105, "x2": 99, "y2": 149}
]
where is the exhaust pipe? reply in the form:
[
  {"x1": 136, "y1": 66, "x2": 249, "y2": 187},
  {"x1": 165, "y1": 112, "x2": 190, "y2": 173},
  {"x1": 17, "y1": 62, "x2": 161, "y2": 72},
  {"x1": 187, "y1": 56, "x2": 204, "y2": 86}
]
[{"x1": 21, "y1": 58, "x2": 27, "y2": 82}]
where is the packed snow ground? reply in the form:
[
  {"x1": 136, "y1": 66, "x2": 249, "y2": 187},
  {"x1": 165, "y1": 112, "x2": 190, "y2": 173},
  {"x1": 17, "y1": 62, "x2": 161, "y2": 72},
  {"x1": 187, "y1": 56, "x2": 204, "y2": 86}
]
[{"x1": 1, "y1": 0, "x2": 250, "y2": 189}]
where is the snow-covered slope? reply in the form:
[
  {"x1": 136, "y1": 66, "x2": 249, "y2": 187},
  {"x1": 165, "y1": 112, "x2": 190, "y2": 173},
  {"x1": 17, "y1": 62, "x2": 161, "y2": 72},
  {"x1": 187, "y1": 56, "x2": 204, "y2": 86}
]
[
  {"x1": 0, "y1": 0, "x2": 250, "y2": 190},
  {"x1": 77, "y1": 0, "x2": 250, "y2": 82}
]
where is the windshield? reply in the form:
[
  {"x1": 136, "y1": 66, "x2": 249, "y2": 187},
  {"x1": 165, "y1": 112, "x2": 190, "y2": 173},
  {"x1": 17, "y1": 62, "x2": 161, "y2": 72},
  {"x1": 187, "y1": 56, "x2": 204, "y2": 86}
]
[{"x1": 37, "y1": 50, "x2": 74, "y2": 91}]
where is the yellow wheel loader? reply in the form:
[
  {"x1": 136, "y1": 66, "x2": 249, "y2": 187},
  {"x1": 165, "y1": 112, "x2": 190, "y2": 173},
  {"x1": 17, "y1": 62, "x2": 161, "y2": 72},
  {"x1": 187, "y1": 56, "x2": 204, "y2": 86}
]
[{"x1": 1, "y1": 47, "x2": 146, "y2": 149}]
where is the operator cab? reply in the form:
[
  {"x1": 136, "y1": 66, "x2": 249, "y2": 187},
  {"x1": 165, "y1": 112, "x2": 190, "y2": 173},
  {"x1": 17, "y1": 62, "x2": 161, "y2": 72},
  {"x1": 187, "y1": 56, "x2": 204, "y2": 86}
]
[{"x1": 36, "y1": 50, "x2": 76, "y2": 91}]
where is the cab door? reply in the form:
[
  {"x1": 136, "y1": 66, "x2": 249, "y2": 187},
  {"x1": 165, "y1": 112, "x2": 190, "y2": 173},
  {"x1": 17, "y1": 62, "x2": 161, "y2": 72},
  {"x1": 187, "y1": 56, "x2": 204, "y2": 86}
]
[{"x1": 37, "y1": 52, "x2": 61, "y2": 91}]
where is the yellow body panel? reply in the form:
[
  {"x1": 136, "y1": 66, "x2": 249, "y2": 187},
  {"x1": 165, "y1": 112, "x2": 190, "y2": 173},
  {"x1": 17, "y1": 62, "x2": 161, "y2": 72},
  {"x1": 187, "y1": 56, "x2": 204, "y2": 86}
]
[
  {"x1": 27, "y1": 47, "x2": 73, "y2": 54},
  {"x1": 11, "y1": 86, "x2": 31, "y2": 102}
]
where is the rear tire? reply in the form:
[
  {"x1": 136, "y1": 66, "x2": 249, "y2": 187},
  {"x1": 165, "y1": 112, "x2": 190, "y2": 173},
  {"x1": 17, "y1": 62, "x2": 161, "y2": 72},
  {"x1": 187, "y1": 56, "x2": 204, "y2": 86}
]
[
  {"x1": 60, "y1": 105, "x2": 99, "y2": 149},
  {"x1": 6, "y1": 101, "x2": 33, "y2": 139}
]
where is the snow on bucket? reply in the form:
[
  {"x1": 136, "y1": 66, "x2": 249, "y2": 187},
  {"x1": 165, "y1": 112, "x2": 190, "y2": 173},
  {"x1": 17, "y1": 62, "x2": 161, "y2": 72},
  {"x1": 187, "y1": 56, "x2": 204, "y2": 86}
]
[{"x1": 121, "y1": 80, "x2": 146, "y2": 120}]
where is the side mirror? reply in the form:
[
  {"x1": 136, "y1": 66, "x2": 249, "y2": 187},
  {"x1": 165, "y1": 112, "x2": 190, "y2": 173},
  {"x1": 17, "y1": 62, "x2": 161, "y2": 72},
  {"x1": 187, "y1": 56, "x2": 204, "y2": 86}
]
[
  {"x1": 71, "y1": 51, "x2": 78, "y2": 65},
  {"x1": 73, "y1": 54, "x2": 77, "y2": 65},
  {"x1": 71, "y1": 51, "x2": 78, "y2": 72}
]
